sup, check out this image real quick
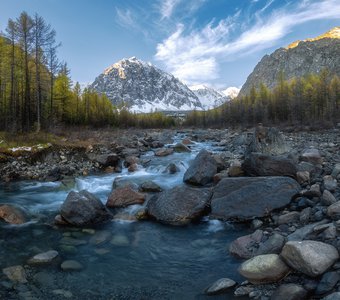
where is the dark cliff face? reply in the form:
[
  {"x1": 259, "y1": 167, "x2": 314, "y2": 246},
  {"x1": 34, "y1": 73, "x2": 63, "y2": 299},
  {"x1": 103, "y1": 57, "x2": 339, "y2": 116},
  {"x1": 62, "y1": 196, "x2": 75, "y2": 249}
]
[
  {"x1": 239, "y1": 37, "x2": 340, "y2": 96},
  {"x1": 90, "y1": 57, "x2": 202, "y2": 112}
]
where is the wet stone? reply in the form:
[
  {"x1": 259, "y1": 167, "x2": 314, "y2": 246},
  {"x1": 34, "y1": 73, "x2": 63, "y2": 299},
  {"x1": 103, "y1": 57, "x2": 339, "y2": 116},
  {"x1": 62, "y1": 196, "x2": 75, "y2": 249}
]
[{"x1": 61, "y1": 260, "x2": 84, "y2": 271}]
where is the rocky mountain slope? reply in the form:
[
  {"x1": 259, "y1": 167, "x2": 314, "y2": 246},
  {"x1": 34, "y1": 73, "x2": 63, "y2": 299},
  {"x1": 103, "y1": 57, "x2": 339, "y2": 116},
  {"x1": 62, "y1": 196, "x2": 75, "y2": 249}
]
[
  {"x1": 90, "y1": 57, "x2": 202, "y2": 112},
  {"x1": 189, "y1": 85, "x2": 227, "y2": 110},
  {"x1": 190, "y1": 85, "x2": 240, "y2": 110},
  {"x1": 239, "y1": 27, "x2": 340, "y2": 96}
]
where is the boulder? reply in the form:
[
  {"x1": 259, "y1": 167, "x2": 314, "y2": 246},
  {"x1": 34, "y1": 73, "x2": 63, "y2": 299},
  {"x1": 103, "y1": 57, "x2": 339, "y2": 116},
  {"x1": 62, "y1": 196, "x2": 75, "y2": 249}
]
[
  {"x1": 147, "y1": 186, "x2": 212, "y2": 225},
  {"x1": 243, "y1": 153, "x2": 297, "y2": 178},
  {"x1": 296, "y1": 171, "x2": 310, "y2": 185},
  {"x1": 60, "y1": 190, "x2": 112, "y2": 227},
  {"x1": 106, "y1": 186, "x2": 145, "y2": 208},
  {"x1": 210, "y1": 177, "x2": 300, "y2": 221},
  {"x1": 0, "y1": 204, "x2": 28, "y2": 224},
  {"x1": 238, "y1": 254, "x2": 290, "y2": 284},
  {"x1": 205, "y1": 278, "x2": 236, "y2": 295},
  {"x1": 183, "y1": 149, "x2": 218, "y2": 186},
  {"x1": 271, "y1": 284, "x2": 307, "y2": 300},
  {"x1": 281, "y1": 240, "x2": 339, "y2": 277}
]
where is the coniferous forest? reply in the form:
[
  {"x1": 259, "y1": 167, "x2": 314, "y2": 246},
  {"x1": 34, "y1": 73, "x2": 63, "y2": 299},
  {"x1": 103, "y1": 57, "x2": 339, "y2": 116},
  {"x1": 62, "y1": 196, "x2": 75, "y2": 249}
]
[
  {"x1": 185, "y1": 70, "x2": 340, "y2": 128},
  {"x1": 185, "y1": 70, "x2": 340, "y2": 127}
]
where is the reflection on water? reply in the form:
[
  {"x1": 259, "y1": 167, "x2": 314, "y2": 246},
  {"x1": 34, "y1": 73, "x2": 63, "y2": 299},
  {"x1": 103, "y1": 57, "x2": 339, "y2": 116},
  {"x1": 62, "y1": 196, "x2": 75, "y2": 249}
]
[{"x1": 0, "y1": 135, "x2": 249, "y2": 299}]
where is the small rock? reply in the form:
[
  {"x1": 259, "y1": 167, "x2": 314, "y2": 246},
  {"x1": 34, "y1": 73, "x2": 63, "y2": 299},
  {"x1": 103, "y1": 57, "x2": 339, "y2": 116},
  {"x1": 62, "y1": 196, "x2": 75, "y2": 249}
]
[
  {"x1": 110, "y1": 235, "x2": 129, "y2": 246},
  {"x1": 155, "y1": 148, "x2": 174, "y2": 157},
  {"x1": 327, "y1": 201, "x2": 340, "y2": 219},
  {"x1": 166, "y1": 163, "x2": 178, "y2": 174},
  {"x1": 229, "y1": 230, "x2": 263, "y2": 259},
  {"x1": 299, "y1": 207, "x2": 312, "y2": 224},
  {"x1": 316, "y1": 272, "x2": 340, "y2": 295},
  {"x1": 60, "y1": 260, "x2": 83, "y2": 271},
  {"x1": 238, "y1": 254, "x2": 290, "y2": 284},
  {"x1": 228, "y1": 160, "x2": 244, "y2": 177},
  {"x1": 296, "y1": 171, "x2": 310, "y2": 185},
  {"x1": 251, "y1": 219, "x2": 263, "y2": 230},
  {"x1": 322, "y1": 190, "x2": 337, "y2": 206},
  {"x1": 205, "y1": 278, "x2": 236, "y2": 295},
  {"x1": 301, "y1": 148, "x2": 323, "y2": 165},
  {"x1": 323, "y1": 175, "x2": 337, "y2": 192},
  {"x1": 271, "y1": 283, "x2": 307, "y2": 300},
  {"x1": 2, "y1": 266, "x2": 27, "y2": 283},
  {"x1": 139, "y1": 181, "x2": 162, "y2": 193},
  {"x1": 52, "y1": 289, "x2": 73, "y2": 298},
  {"x1": 322, "y1": 292, "x2": 340, "y2": 300},
  {"x1": 277, "y1": 211, "x2": 300, "y2": 225},
  {"x1": 28, "y1": 250, "x2": 59, "y2": 265},
  {"x1": 173, "y1": 142, "x2": 191, "y2": 152},
  {"x1": 89, "y1": 231, "x2": 111, "y2": 245}
]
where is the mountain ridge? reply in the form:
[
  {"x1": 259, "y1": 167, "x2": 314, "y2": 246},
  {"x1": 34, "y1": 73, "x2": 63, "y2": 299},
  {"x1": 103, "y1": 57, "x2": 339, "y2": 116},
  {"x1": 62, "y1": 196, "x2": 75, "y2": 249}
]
[{"x1": 239, "y1": 26, "x2": 340, "y2": 96}]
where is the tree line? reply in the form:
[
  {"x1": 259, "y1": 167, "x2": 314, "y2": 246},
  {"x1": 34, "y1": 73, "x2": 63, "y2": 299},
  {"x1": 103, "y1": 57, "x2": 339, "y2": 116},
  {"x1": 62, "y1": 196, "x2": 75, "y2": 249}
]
[
  {"x1": 0, "y1": 12, "x2": 175, "y2": 132},
  {"x1": 185, "y1": 70, "x2": 340, "y2": 128}
]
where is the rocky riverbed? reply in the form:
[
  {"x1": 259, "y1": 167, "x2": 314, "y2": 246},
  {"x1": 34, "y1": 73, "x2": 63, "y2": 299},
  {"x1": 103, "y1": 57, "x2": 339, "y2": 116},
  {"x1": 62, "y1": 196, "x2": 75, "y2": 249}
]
[{"x1": 0, "y1": 126, "x2": 340, "y2": 299}]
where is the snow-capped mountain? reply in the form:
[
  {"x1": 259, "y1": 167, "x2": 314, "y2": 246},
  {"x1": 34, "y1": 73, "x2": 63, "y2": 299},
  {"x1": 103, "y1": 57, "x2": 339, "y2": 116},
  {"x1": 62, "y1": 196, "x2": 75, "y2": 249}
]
[
  {"x1": 189, "y1": 85, "x2": 228, "y2": 110},
  {"x1": 90, "y1": 57, "x2": 202, "y2": 113},
  {"x1": 221, "y1": 87, "x2": 240, "y2": 99}
]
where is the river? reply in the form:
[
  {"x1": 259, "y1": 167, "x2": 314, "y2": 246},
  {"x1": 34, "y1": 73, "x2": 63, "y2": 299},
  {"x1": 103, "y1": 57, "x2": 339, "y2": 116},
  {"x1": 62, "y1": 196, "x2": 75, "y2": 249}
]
[{"x1": 0, "y1": 134, "x2": 250, "y2": 299}]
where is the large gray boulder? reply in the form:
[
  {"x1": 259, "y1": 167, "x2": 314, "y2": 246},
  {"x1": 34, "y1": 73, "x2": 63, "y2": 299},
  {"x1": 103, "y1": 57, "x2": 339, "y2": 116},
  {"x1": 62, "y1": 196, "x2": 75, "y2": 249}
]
[
  {"x1": 60, "y1": 190, "x2": 112, "y2": 227},
  {"x1": 210, "y1": 177, "x2": 300, "y2": 221},
  {"x1": 183, "y1": 149, "x2": 217, "y2": 186},
  {"x1": 281, "y1": 240, "x2": 339, "y2": 277},
  {"x1": 243, "y1": 153, "x2": 297, "y2": 178},
  {"x1": 146, "y1": 186, "x2": 212, "y2": 225}
]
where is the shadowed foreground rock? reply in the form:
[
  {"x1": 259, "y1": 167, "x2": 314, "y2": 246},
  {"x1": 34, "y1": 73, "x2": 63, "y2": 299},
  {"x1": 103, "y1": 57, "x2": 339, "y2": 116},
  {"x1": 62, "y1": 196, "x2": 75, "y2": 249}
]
[
  {"x1": 243, "y1": 153, "x2": 297, "y2": 178},
  {"x1": 59, "y1": 190, "x2": 112, "y2": 227},
  {"x1": 210, "y1": 177, "x2": 300, "y2": 221},
  {"x1": 147, "y1": 186, "x2": 212, "y2": 225}
]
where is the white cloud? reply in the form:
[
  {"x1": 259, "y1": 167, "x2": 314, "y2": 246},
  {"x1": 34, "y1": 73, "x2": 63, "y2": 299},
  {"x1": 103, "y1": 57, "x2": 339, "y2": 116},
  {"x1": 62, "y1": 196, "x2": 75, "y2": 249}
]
[
  {"x1": 160, "y1": 0, "x2": 181, "y2": 19},
  {"x1": 155, "y1": 0, "x2": 340, "y2": 84}
]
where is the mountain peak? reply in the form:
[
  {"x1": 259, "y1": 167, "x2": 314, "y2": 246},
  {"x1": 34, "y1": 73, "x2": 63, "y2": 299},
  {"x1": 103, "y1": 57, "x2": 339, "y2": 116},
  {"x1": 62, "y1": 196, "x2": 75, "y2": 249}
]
[
  {"x1": 91, "y1": 58, "x2": 202, "y2": 112},
  {"x1": 287, "y1": 26, "x2": 340, "y2": 49}
]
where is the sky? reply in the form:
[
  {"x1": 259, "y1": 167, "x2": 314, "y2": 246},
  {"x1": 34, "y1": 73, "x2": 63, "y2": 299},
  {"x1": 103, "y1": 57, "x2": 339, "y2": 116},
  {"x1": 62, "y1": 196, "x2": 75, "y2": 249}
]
[{"x1": 0, "y1": 0, "x2": 339, "y2": 90}]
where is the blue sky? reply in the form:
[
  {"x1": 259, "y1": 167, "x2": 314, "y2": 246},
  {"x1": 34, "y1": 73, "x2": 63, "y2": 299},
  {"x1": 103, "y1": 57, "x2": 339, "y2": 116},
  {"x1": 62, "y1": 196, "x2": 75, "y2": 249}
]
[{"x1": 0, "y1": 0, "x2": 339, "y2": 89}]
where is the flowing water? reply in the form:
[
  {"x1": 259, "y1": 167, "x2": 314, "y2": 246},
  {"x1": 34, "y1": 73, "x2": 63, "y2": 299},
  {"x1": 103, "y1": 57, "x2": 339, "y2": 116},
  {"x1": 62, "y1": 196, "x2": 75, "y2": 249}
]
[{"x1": 0, "y1": 135, "x2": 250, "y2": 299}]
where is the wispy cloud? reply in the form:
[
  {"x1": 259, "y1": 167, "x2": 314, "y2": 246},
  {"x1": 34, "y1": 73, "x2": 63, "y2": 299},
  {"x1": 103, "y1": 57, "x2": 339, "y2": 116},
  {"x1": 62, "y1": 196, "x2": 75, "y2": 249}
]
[
  {"x1": 155, "y1": 0, "x2": 340, "y2": 84},
  {"x1": 116, "y1": 8, "x2": 136, "y2": 29},
  {"x1": 160, "y1": 0, "x2": 181, "y2": 19}
]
